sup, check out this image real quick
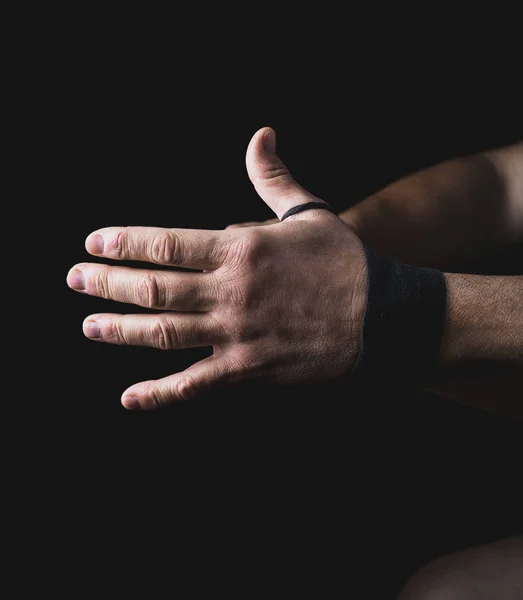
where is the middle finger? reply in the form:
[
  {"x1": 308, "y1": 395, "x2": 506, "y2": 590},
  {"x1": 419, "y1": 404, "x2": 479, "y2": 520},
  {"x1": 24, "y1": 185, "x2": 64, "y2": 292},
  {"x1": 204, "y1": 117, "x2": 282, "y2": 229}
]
[{"x1": 67, "y1": 264, "x2": 217, "y2": 311}]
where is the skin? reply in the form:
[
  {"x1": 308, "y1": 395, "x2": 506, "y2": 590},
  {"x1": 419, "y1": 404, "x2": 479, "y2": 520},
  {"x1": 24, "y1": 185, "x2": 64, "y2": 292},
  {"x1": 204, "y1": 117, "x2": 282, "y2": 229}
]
[
  {"x1": 67, "y1": 128, "x2": 368, "y2": 410},
  {"x1": 341, "y1": 143, "x2": 523, "y2": 414},
  {"x1": 229, "y1": 141, "x2": 523, "y2": 420},
  {"x1": 67, "y1": 131, "x2": 522, "y2": 413},
  {"x1": 68, "y1": 130, "x2": 523, "y2": 595},
  {"x1": 232, "y1": 142, "x2": 523, "y2": 267},
  {"x1": 225, "y1": 137, "x2": 523, "y2": 597},
  {"x1": 343, "y1": 145, "x2": 523, "y2": 597}
]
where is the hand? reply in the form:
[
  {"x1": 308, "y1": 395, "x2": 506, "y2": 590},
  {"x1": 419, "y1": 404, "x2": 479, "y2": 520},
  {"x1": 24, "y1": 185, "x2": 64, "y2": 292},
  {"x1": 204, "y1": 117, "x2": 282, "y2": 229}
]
[{"x1": 67, "y1": 128, "x2": 368, "y2": 410}]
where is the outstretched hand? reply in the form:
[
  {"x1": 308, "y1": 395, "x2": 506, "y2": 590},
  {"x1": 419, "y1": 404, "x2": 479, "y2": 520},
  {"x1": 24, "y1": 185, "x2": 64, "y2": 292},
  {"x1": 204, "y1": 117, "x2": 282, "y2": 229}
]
[{"x1": 67, "y1": 128, "x2": 367, "y2": 410}]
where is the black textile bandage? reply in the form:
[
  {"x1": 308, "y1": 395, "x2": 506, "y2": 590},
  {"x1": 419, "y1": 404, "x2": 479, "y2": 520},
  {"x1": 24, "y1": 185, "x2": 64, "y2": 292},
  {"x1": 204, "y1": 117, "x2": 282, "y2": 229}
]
[
  {"x1": 280, "y1": 202, "x2": 338, "y2": 221},
  {"x1": 352, "y1": 245, "x2": 447, "y2": 379}
]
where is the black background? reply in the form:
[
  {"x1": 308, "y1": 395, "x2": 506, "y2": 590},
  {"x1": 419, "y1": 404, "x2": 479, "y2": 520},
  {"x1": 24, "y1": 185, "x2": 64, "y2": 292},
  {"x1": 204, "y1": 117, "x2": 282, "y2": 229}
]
[{"x1": 28, "y1": 14, "x2": 523, "y2": 596}]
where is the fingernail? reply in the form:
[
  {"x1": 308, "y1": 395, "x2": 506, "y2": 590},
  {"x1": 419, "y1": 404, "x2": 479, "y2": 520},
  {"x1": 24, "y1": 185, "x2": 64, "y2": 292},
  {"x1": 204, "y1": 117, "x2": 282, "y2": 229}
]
[
  {"x1": 122, "y1": 395, "x2": 141, "y2": 411},
  {"x1": 69, "y1": 269, "x2": 85, "y2": 291},
  {"x1": 86, "y1": 234, "x2": 104, "y2": 255},
  {"x1": 84, "y1": 321, "x2": 101, "y2": 339},
  {"x1": 262, "y1": 129, "x2": 276, "y2": 154}
]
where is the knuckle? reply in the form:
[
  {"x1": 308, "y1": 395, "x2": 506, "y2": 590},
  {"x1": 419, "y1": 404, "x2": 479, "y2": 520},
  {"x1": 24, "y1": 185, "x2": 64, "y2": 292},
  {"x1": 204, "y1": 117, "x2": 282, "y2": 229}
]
[
  {"x1": 151, "y1": 231, "x2": 179, "y2": 265},
  {"x1": 253, "y1": 162, "x2": 291, "y2": 189},
  {"x1": 91, "y1": 268, "x2": 111, "y2": 298},
  {"x1": 244, "y1": 228, "x2": 266, "y2": 251},
  {"x1": 222, "y1": 227, "x2": 276, "y2": 274},
  {"x1": 136, "y1": 274, "x2": 162, "y2": 308},
  {"x1": 229, "y1": 280, "x2": 252, "y2": 312},
  {"x1": 208, "y1": 311, "x2": 229, "y2": 342},
  {"x1": 151, "y1": 317, "x2": 178, "y2": 350},
  {"x1": 227, "y1": 346, "x2": 259, "y2": 378},
  {"x1": 111, "y1": 229, "x2": 129, "y2": 259},
  {"x1": 104, "y1": 320, "x2": 127, "y2": 345},
  {"x1": 147, "y1": 386, "x2": 167, "y2": 410},
  {"x1": 175, "y1": 375, "x2": 198, "y2": 401},
  {"x1": 218, "y1": 276, "x2": 255, "y2": 317},
  {"x1": 237, "y1": 229, "x2": 267, "y2": 265}
]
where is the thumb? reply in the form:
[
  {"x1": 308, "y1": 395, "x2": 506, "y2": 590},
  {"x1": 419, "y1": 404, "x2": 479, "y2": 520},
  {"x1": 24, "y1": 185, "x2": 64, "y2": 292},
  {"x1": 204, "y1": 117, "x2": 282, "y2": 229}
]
[{"x1": 246, "y1": 127, "x2": 329, "y2": 220}]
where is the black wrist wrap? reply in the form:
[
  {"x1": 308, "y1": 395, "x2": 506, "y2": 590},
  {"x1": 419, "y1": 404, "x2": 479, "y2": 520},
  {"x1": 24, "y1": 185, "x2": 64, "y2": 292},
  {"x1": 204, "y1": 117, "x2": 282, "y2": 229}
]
[{"x1": 352, "y1": 245, "x2": 447, "y2": 380}]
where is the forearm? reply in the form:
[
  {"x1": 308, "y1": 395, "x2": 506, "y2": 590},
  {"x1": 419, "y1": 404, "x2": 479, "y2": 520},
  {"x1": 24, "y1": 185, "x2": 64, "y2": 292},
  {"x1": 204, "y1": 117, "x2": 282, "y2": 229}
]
[
  {"x1": 428, "y1": 273, "x2": 523, "y2": 419},
  {"x1": 341, "y1": 143, "x2": 523, "y2": 270},
  {"x1": 441, "y1": 273, "x2": 522, "y2": 364}
]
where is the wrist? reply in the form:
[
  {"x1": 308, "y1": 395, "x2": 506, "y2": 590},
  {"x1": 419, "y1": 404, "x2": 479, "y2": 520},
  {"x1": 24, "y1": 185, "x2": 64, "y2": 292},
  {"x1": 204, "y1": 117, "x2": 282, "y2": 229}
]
[{"x1": 351, "y1": 247, "x2": 447, "y2": 379}]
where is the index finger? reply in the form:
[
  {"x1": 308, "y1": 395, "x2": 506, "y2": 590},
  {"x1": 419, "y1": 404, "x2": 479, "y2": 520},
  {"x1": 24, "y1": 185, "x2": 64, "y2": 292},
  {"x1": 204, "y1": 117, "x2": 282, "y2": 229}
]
[{"x1": 85, "y1": 226, "x2": 229, "y2": 270}]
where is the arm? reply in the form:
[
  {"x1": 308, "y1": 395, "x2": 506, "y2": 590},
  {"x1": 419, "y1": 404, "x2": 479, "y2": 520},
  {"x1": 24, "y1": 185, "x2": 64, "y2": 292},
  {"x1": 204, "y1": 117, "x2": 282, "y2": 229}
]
[
  {"x1": 229, "y1": 139, "x2": 523, "y2": 418},
  {"x1": 229, "y1": 142, "x2": 523, "y2": 266},
  {"x1": 432, "y1": 272, "x2": 523, "y2": 420},
  {"x1": 339, "y1": 143, "x2": 523, "y2": 419},
  {"x1": 68, "y1": 129, "x2": 521, "y2": 420},
  {"x1": 341, "y1": 142, "x2": 523, "y2": 270},
  {"x1": 442, "y1": 273, "x2": 522, "y2": 365}
]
